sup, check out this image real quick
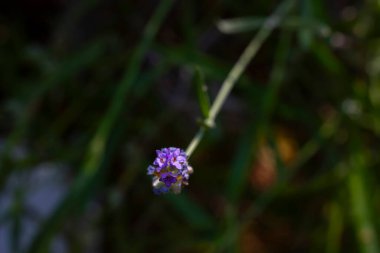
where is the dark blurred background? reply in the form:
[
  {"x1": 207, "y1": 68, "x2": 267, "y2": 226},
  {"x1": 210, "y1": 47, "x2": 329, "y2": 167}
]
[{"x1": 1, "y1": 0, "x2": 380, "y2": 252}]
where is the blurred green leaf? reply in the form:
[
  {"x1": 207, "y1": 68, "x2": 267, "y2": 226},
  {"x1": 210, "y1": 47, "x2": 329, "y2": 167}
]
[
  {"x1": 311, "y1": 41, "x2": 346, "y2": 75},
  {"x1": 348, "y1": 138, "x2": 380, "y2": 253},
  {"x1": 193, "y1": 67, "x2": 211, "y2": 119},
  {"x1": 298, "y1": 0, "x2": 314, "y2": 49},
  {"x1": 326, "y1": 202, "x2": 344, "y2": 253}
]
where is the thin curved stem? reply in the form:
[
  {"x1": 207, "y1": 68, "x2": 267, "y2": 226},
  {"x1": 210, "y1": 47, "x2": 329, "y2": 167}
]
[
  {"x1": 186, "y1": 0, "x2": 295, "y2": 158},
  {"x1": 186, "y1": 127, "x2": 205, "y2": 157}
]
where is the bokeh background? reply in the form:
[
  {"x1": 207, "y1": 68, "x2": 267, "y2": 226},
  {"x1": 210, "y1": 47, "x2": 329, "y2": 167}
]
[{"x1": 1, "y1": 0, "x2": 380, "y2": 252}]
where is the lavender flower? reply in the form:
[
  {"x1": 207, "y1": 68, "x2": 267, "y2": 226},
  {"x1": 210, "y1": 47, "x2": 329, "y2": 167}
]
[{"x1": 147, "y1": 147, "x2": 192, "y2": 195}]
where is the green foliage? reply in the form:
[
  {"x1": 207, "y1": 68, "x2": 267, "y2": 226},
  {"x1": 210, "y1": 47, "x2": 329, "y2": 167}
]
[
  {"x1": 193, "y1": 67, "x2": 211, "y2": 119},
  {"x1": 0, "y1": 0, "x2": 380, "y2": 252}
]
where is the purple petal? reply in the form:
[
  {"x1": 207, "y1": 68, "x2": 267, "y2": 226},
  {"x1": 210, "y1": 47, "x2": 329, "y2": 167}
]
[
  {"x1": 147, "y1": 165, "x2": 156, "y2": 175},
  {"x1": 160, "y1": 173, "x2": 177, "y2": 187},
  {"x1": 172, "y1": 161, "x2": 182, "y2": 169},
  {"x1": 155, "y1": 155, "x2": 169, "y2": 167}
]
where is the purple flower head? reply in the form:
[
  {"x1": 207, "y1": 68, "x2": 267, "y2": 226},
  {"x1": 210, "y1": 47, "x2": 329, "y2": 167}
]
[{"x1": 147, "y1": 147, "x2": 193, "y2": 194}]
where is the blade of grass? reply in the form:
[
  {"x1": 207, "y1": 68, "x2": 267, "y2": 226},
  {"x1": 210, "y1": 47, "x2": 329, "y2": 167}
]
[
  {"x1": 311, "y1": 41, "x2": 346, "y2": 75},
  {"x1": 326, "y1": 201, "x2": 344, "y2": 253},
  {"x1": 27, "y1": 1, "x2": 174, "y2": 252},
  {"x1": 347, "y1": 138, "x2": 379, "y2": 253},
  {"x1": 180, "y1": 0, "x2": 196, "y2": 48},
  {"x1": 217, "y1": 16, "x2": 330, "y2": 36},
  {"x1": 298, "y1": 0, "x2": 314, "y2": 49}
]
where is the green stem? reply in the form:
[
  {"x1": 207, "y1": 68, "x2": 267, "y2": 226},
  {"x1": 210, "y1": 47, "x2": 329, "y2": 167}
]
[
  {"x1": 185, "y1": 0, "x2": 295, "y2": 158},
  {"x1": 185, "y1": 127, "x2": 206, "y2": 157}
]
